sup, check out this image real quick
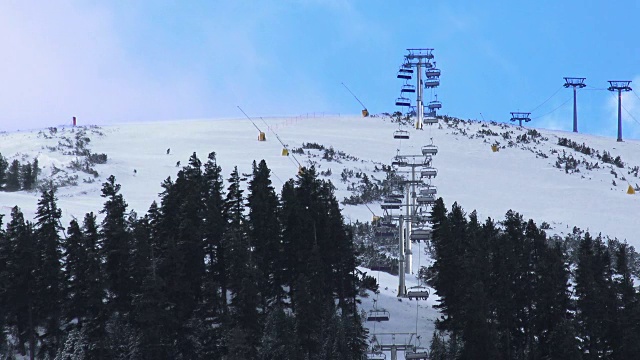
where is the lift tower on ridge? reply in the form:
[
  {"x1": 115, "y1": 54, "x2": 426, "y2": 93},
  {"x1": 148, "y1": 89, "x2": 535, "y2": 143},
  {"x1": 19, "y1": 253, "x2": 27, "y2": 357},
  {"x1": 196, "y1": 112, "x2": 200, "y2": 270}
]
[
  {"x1": 564, "y1": 77, "x2": 586, "y2": 133},
  {"x1": 608, "y1": 80, "x2": 632, "y2": 142},
  {"x1": 396, "y1": 49, "x2": 441, "y2": 129},
  {"x1": 510, "y1": 112, "x2": 531, "y2": 127}
]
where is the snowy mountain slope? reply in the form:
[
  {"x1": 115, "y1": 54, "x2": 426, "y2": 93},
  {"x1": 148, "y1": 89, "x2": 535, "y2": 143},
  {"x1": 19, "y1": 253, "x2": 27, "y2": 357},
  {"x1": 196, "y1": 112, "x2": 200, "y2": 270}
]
[{"x1": 2, "y1": 114, "x2": 640, "y2": 358}]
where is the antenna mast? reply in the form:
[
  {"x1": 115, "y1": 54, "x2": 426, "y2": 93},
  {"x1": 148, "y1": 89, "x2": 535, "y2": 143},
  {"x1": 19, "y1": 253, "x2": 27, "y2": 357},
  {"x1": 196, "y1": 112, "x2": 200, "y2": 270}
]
[
  {"x1": 563, "y1": 77, "x2": 586, "y2": 133},
  {"x1": 607, "y1": 80, "x2": 632, "y2": 142}
]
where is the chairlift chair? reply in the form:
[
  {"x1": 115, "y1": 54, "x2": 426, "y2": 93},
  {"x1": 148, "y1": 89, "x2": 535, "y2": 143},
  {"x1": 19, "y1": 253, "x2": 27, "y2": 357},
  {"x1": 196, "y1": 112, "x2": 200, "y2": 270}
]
[
  {"x1": 366, "y1": 309, "x2": 391, "y2": 322},
  {"x1": 393, "y1": 130, "x2": 410, "y2": 140},
  {"x1": 401, "y1": 84, "x2": 416, "y2": 93},
  {"x1": 391, "y1": 156, "x2": 408, "y2": 166},
  {"x1": 411, "y1": 228, "x2": 432, "y2": 242},
  {"x1": 416, "y1": 214, "x2": 433, "y2": 224},
  {"x1": 379, "y1": 219, "x2": 397, "y2": 228},
  {"x1": 366, "y1": 351, "x2": 386, "y2": 360},
  {"x1": 397, "y1": 68, "x2": 413, "y2": 80},
  {"x1": 428, "y1": 100, "x2": 442, "y2": 110},
  {"x1": 426, "y1": 68, "x2": 441, "y2": 77},
  {"x1": 419, "y1": 186, "x2": 437, "y2": 196},
  {"x1": 425, "y1": 78, "x2": 440, "y2": 88},
  {"x1": 420, "y1": 167, "x2": 437, "y2": 178},
  {"x1": 407, "y1": 285, "x2": 430, "y2": 300},
  {"x1": 424, "y1": 116, "x2": 438, "y2": 125},
  {"x1": 405, "y1": 351, "x2": 429, "y2": 359},
  {"x1": 374, "y1": 229, "x2": 395, "y2": 239},
  {"x1": 421, "y1": 145, "x2": 438, "y2": 156},
  {"x1": 416, "y1": 195, "x2": 436, "y2": 205},
  {"x1": 381, "y1": 197, "x2": 402, "y2": 210},
  {"x1": 395, "y1": 97, "x2": 411, "y2": 107}
]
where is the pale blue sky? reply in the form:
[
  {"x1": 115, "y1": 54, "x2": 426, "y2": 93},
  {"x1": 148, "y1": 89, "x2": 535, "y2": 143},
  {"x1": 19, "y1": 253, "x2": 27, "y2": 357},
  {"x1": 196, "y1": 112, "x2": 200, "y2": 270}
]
[{"x1": 1, "y1": 1, "x2": 640, "y2": 139}]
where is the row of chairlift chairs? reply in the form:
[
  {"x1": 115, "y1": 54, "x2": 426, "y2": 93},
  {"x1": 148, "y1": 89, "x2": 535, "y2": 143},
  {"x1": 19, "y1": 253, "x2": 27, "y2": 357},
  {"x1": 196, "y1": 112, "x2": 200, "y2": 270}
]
[
  {"x1": 395, "y1": 62, "x2": 441, "y2": 113},
  {"x1": 366, "y1": 89, "x2": 440, "y2": 359}
]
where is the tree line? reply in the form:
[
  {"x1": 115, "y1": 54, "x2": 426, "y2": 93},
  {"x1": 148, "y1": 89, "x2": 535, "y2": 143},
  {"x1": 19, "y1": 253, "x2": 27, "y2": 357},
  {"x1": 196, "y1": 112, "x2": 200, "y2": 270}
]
[
  {"x1": 425, "y1": 199, "x2": 640, "y2": 360},
  {"x1": 0, "y1": 153, "x2": 39, "y2": 192},
  {"x1": 0, "y1": 152, "x2": 367, "y2": 360}
]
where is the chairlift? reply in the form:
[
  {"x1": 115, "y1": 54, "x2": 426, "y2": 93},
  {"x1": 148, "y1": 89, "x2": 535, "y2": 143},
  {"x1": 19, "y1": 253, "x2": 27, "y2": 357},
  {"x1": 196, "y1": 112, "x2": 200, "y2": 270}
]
[
  {"x1": 393, "y1": 130, "x2": 410, "y2": 139},
  {"x1": 416, "y1": 214, "x2": 433, "y2": 224},
  {"x1": 420, "y1": 167, "x2": 437, "y2": 178},
  {"x1": 416, "y1": 195, "x2": 436, "y2": 205},
  {"x1": 401, "y1": 84, "x2": 416, "y2": 93},
  {"x1": 374, "y1": 229, "x2": 395, "y2": 239},
  {"x1": 421, "y1": 145, "x2": 438, "y2": 156},
  {"x1": 424, "y1": 116, "x2": 438, "y2": 125},
  {"x1": 367, "y1": 309, "x2": 391, "y2": 322},
  {"x1": 407, "y1": 285, "x2": 430, "y2": 300},
  {"x1": 426, "y1": 68, "x2": 441, "y2": 77},
  {"x1": 379, "y1": 219, "x2": 397, "y2": 228},
  {"x1": 419, "y1": 186, "x2": 437, "y2": 196},
  {"x1": 428, "y1": 100, "x2": 442, "y2": 110},
  {"x1": 405, "y1": 350, "x2": 429, "y2": 359},
  {"x1": 397, "y1": 68, "x2": 413, "y2": 80},
  {"x1": 411, "y1": 228, "x2": 432, "y2": 242},
  {"x1": 425, "y1": 78, "x2": 440, "y2": 88},
  {"x1": 381, "y1": 197, "x2": 402, "y2": 210},
  {"x1": 366, "y1": 351, "x2": 386, "y2": 360},
  {"x1": 395, "y1": 97, "x2": 411, "y2": 107}
]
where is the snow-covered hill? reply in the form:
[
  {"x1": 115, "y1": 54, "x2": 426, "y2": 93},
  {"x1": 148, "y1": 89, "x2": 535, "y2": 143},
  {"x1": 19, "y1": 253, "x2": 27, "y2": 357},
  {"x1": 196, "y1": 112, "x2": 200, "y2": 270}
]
[{"x1": 2, "y1": 114, "x2": 640, "y2": 358}]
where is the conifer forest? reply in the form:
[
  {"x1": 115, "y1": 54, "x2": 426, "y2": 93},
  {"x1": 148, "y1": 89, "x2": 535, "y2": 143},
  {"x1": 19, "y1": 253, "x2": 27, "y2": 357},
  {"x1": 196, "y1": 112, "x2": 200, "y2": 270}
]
[
  {"x1": 1, "y1": 151, "x2": 639, "y2": 359},
  {"x1": 0, "y1": 152, "x2": 367, "y2": 359}
]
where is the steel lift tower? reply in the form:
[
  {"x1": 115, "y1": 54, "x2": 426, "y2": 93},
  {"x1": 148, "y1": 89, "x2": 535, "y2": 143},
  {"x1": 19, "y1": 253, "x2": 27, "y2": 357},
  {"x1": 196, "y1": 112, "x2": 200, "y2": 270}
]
[
  {"x1": 398, "y1": 49, "x2": 440, "y2": 129},
  {"x1": 608, "y1": 81, "x2": 632, "y2": 142},
  {"x1": 564, "y1": 77, "x2": 586, "y2": 133}
]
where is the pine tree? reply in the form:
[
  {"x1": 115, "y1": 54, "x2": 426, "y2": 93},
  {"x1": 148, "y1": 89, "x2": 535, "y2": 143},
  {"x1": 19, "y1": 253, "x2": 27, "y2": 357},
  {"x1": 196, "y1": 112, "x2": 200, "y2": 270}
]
[
  {"x1": 99, "y1": 175, "x2": 132, "y2": 314},
  {"x1": 0, "y1": 153, "x2": 8, "y2": 190},
  {"x1": 5, "y1": 207, "x2": 38, "y2": 359},
  {"x1": 574, "y1": 233, "x2": 616, "y2": 359},
  {"x1": 247, "y1": 160, "x2": 284, "y2": 310},
  {"x1": 259, "y1": 305, "x2": 297, "y2": 360},
  {"x1": 34, "y1": 189, "x2": 64, "y2": 358},
  {"x1": 78, "y1": 212, "x2": 109, "y2": 359},
  {"x1": 0, "y1": 213, "x2": 7, "y2": 353},
  {"x1": 610, "y1": 242, "x2": 640, "y2": 359},
  {"x1": 202, "y1": 152, "x2": 228, "y2": 319},
  {"x1": 21, "y1": 162, "x2": 33, "y2": 191},
  {"x1": 32, "y1": 157, "x2": 39, "y2": 186},
  {"x1": 5, "y1": 159, "x2": 21, "y2": 191},
  {"x1": 224, "y1": 166, "x2": 262, "y2": 359},
  {"x1": 458, "y1": 212, "x2": 498, "y2": 360}
]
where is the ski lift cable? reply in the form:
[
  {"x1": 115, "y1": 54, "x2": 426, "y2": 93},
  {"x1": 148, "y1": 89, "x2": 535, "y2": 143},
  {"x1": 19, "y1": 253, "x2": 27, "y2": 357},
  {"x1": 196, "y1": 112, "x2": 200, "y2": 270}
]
[
  {"x1": 529, "y1": 85, "x2": 563, "y2": 113},
  {"x1": 530, "y1": 97, "x2": 572, "y2": 120},
  {"x1": 605, "y1": 91, "x2": 640, "y2": 127}
]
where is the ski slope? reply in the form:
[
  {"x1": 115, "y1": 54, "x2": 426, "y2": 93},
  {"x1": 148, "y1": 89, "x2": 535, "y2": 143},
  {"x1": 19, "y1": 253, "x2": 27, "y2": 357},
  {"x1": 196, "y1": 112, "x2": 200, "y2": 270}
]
[{"x1": 1, "y1": 114, "x2": 640, "y2": 358}]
